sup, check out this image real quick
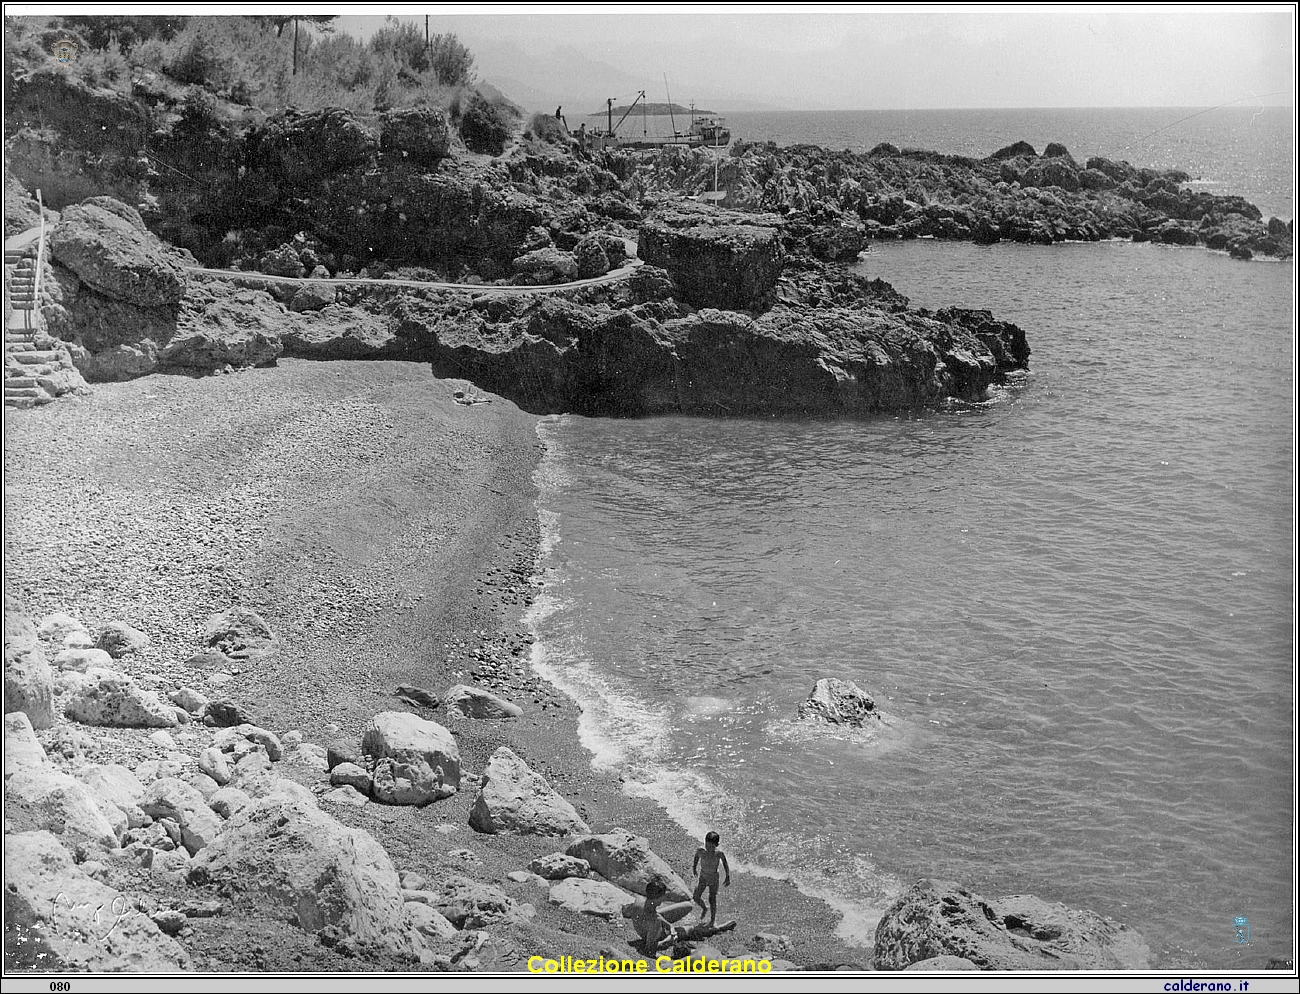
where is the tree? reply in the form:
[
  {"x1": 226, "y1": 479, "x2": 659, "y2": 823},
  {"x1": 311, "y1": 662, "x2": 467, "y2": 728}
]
[
  {"x1": 61, "y1": 15, "x2": 187, "y2": 52},
  {"x1": 429, "y1": 33, "x2": 474, "y2": 86}
]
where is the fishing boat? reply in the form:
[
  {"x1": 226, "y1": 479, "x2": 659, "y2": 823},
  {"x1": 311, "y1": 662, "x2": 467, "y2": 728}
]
[{"x1": 585, "y1": 91, "x2": 731, "y2": 151}]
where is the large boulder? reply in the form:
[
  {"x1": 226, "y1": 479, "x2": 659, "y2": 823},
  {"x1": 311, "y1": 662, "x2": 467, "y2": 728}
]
[
  {"x1": 808, "y1": 222, "x2": 865, "y2": 262},
  {"x1": 380, "y1": 107, "x2": 452, "y2": 168},
  {"x1": 5, "y1": 711, "x2": 49, "y2": 777},
  {"x1": 162, "y1": 286, "x2": 284, "y2": 373},
  {"x1": 189, "y1": 785, "x2": 420, "y2": 958},
  {"x1": 5, "y1": 831, "x2": 191, "y2": 971},
  {"x1": 444, "y1": 684, "x2": 523, "y2": 719},
  {"x1": 64, "y1": 668, "x2": 179, "y2": 728},
  {"x1": 431, "y1": 874, "x2": 518, "y2": 929},
  {"x1": 361, "y1": 711, "x2": 460, "y2": 805},
  {"x1": 94, "y1": 620, "x2": 149, "y2": 659},
  {"x1": 74, "y1": 763, "x2": 148, "y2": 829},
  {"x1": 468, "y1": 746, "x2": 589, "y2": 836},
  {"x1": 547, "y1": 877, "x2": 637, "y2": 919},
  {"x1": 49, "y1": 199, "x2": 185, "y2": 307},
  {"x1": 511, "y1": 247, "x2": 579, "y2": 284},
  {"x1": 530, "y1": 853, "x2": 591, "y2": 880},
  {"x1": 202, "y1": 605, "x2": 277, "y2": 659},
  {"x1": 5, "y1": 765, "x2": 121, "y2": 850},
  {"x1": 289, "y1": 281, "x2": 336, "y2": 312},
  {"x1": 565, "y1": 829, "x2": 690, "y2": 900},
  {"x1": 796, "y1": 677, "x2": 880, "y2": 727},
  {"x1": 639, "y1": 204, "x2": 785, "y2": 311},
  {"x1": 872, "y1": 879, "x2": 1151, "y2": 971},
  {"x1": 4, "y1": 604, "x2": 55, "y2": 729}
]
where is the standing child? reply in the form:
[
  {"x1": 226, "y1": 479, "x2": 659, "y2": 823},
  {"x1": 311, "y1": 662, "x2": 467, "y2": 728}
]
[{"x1": 691, "y1": 831, "x2": 731, "y2": 926}]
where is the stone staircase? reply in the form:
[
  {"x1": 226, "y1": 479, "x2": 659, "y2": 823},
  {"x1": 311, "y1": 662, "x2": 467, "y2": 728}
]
[{"x1": 5, "y1": 239, "x2": 90, "y2": 408}]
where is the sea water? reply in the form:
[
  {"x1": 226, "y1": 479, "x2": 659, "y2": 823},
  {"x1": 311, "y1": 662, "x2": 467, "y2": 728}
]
[{"x1": 526, "y1": 108, "x2": 1295, "y2": 968}]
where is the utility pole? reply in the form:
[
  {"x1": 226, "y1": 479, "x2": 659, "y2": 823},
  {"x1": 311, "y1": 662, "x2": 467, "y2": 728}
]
[
  {"x1": 425, "y1": 14, "x2": 429, "y2": 50},
  {"x1": 292, "y1": 16, "x2": 299, "y2": 75}
]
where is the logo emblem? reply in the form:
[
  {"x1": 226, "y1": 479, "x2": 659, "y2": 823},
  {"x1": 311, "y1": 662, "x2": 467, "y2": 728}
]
[
  {"x1": 50, "y1": 38, "x2": 78, "y2": 64},
  {"x1": 1233, "y1": 915, "x2": 1250, "y2": 944}
]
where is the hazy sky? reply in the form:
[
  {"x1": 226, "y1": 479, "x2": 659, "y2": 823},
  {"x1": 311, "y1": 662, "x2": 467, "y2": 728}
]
[{"x1": 342, "y1": 5, "x2": 1296, "y2": 112}]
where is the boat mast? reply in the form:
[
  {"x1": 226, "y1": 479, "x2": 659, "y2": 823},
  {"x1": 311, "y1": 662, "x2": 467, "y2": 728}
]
[{"x1": 665, "y1": 74, "x2": 678, "y2": 137}]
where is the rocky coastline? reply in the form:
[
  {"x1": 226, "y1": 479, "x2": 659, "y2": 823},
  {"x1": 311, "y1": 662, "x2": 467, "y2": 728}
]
[{"x1": 7, "y1": 60, "x2": 1285, "y2": 976}]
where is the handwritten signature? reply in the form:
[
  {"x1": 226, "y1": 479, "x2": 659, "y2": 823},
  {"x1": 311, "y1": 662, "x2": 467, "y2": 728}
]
[{"x1": 51, "y1": 892, "x2": 147, "y2": 941}]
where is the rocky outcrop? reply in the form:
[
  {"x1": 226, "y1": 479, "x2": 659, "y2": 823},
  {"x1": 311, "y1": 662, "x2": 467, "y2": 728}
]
[
  {"x1": 873, "y1": 879, "x2": 1151, "y2": 971},
  {"x1": 380, "y1": 107, "x2": 452, "y2": 168},
  {"x1": 639, "y1": 204, "x2": 785, "y2": 310},
  {"x1": 49, "y1": 200, "x2": 185, "y2": 307},
  {"x1": 468, "y1": 746, "x2": 589, "y2": 836},
  {"x1": 566, "y1": 829, "x2": 690, "y2": 901},
  {"x1": 361, "y1": 711, "x2": 460, "y2": 805},
  {"x1": 797, "y1": 678, "x2": 880, "y2": 727},
  {"x1": 190, "y1": 784, "x2": 422, "y2": 959},
  {"x1": 5, "y1": 831, "x2": 191, "y2": 971}
]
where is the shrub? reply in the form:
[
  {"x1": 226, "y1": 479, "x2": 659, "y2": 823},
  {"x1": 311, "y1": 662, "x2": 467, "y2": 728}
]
[
  {"x1": 167, "y1": 29, "x2": 227, "y2": 86},
  {"x1": 527, "y1": 113, "x2": 568, "y2": 144},
  {"x1": 459, "y1": 92, "x2": 512, "y2": 155}
]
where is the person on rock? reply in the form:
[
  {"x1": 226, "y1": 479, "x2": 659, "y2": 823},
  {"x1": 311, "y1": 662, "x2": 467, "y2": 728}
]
[
  {"x1": 629, "y1": 876, "x2": 693, "y2": 955},
  {"x1": 691, "y1": 831, "x2": 731, "y2": 926}
]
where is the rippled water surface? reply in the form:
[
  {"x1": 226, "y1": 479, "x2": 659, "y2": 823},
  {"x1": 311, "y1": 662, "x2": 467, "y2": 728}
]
[{"x1": 527, "y1": 114, "x2": 1295, "y2": 969}]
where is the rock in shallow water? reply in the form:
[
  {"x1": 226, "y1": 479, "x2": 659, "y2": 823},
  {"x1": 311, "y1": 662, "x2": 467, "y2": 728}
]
[
  {"x1": 796, "y1": 677, "x2": 879, "y2": 727},
  {"x1": 872, "y1": 879, "x2": 1151, "y2": 971}
]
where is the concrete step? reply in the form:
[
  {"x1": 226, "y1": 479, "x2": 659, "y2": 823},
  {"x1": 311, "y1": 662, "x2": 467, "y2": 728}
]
[
  {"x1": 5, "y1": 376, "x2": 39, "y2": 388},
  {"x1": 9, "y1": 302, "x2": 36, "y2": 310},
  {"x1": 12, "y1": 349, "x2": 63, "y2": 364},
  {"x1": 5, "y1": 385, "x2": 41, "y2": 397},
  {"x1": 5, "y1": 343, "x2": 37, "y2": 352}
]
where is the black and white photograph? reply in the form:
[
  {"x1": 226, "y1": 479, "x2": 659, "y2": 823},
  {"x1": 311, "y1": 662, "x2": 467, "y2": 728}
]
[{"x1": 2, "y1": 4, "x2": 1295, "y2": 986}]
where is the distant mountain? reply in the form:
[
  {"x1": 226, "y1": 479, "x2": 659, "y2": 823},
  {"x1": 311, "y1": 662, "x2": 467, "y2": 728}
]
[{"x1": 586, "y1": 102, "x2": 714, "y2": 117}]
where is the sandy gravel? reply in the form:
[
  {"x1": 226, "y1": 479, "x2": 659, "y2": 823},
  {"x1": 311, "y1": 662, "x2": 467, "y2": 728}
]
[{"x1": 3, "y1": 358, "x2": 860, "y2": 973}]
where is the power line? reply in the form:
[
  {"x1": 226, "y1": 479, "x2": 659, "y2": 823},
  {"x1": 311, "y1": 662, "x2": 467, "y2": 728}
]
[{"x1": 1099, "y1": 90, "x2": 1291, "y2": 158}]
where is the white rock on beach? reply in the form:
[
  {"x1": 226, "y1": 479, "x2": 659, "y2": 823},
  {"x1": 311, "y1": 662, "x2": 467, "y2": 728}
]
[
  {"x1": 566, "y1": 829, "x2": 691, "y2": 900},
  {"x1": 547, "y1": 877, "x2": 638, "y2": 919},
  {"x1": 5, "y1": 711, "x2": 49, "y2": 777},
  {"x1": 198, "y1": 747, "x2": 232, "y2": 786},
  {"x1": 95, "y1": 620, "x2": 150, "y2": 659},
  {"x1": 74, "y1": 763, "x2": 148, "y2": 830},
  {"x1": 468, "y1": 746, "x2": 589, "y2": 836},
  {"x1": 190, "y1": 787, "x2": 420, "y2": 958},
  {"x1": 5, "y1": 765, "x2": 122, "y2": 850},
  {"x1": 443, "y1": 683, "x2": 524, "y2": 719},
  {"x1": 5, "y1": 605, "x2": 55, "y2": 729},
  {"x1": 529, "y1": 853, "x2": 592, "y2": 880},
  {"x1": 52, "y1": 647, "x2": 114, "y2": 672},
  {"x1": 362, "y1": 711, "x2": 460, "y2": 805},
  {"x1": 37, "y1": 613, "x2": 88, "y2": 642},
  {"x1": 6, "y1": 830, "x2": 190, "y2": 970},
  {"x1": 64, "y1": 668, "x2": 179, "y2": 728},
  {"x1": 139, "y1": 777, "x2": 223, "y2": 855}
]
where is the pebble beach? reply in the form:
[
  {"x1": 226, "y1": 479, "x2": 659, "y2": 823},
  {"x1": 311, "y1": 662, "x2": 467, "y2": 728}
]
[{"x1": 3, "y1": 358, "x2": 860, "y2": 972}]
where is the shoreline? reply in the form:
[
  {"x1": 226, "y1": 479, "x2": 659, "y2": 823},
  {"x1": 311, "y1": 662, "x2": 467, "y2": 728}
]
[{"x1": 3, "y1": 358, "x2": 862, "y2": 972}]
